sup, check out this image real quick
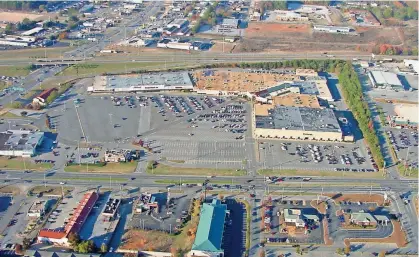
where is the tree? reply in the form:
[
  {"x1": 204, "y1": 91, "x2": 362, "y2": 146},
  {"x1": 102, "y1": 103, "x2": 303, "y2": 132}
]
[
  {"x1": 344, "y1": 245, "x2": 350, "y2": 255},
  {"x1": 39, "y1": 4, "x2": 45, "y2": 12},
  {"x1": 10, "y1": 102, "x2": 23, "y2": 108},
  {"x1": 336, "y1": 248, "x2": 344, "y2": 255},
  {"x1": 295, "y1": 245, "x2": 302, "y2": 255},
  {"x1": 5, "y1": 23, "x2": 14, "y2": 34},
  {"x1": 75, "y1": 240, "x2": 95, "y2": 253},
  {"x1": 69, "y1": 15, "x2": 79, "y2": 22},
  {"x1": 68, "y1": 232, "x2": 80, "y2": 248},
  {"x1": 259, "y1": 249, "x2": 265, "y2": 257},
  {"x1": 379, "y1": 250, "x2": 386, "y2": 257},
  {"x1": 22, "y1": 238, "x2": 31, "y2": 250},
  {"x1": 15, "y1": 244, "x2": 23, "y2": 255},
  {"x1": 100, "y1": 243, "x2": 107, "y2": 253},
  {"x1": 46, "y1": 90, "x2": 58, "y2": 104}
]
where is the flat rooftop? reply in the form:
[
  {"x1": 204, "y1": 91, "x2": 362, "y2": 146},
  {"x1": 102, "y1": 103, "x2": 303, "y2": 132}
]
[
  {"x1": 255, "y1": 94, "x2": 320, "y2": 116},
  {"x1": 193, "y1": 70, "x2": 303, "y2": 93},
  {"x1": 0, "y1": 130, "x2": 43, "y2": 152},
  {"x1": 255, "y1": 106, "x2": 342, "y2": 133},
  {"x1": 370, "y1": 71, "x2": 402, "y2": 87},
  {"x1": 94, "y1": 72, "x2": 193, "y2": 90}
]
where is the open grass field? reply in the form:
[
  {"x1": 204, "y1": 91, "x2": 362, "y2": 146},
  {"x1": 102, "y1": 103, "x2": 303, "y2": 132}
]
[
  {"x1": 325, "y1": 193, "x2": 386, "y2": 206},
  {"x1": 57, "y1": 62, "x2": 168, "y2": 76},
  {"x1": 0, "y1": 12, "x2": 44, "y2": 23},
  {"x1": 0, "y1": 185, "x2": 20, "y2": 195},
  {"x1": 147, "y1": 163, "x2": 246, "y2": 176},
  {"x1": 64, "y1": 161, "x2": 137, "y2": 173},
  {"x1": 258, "y1": 169, "x2": 385, "y2": 179},
  {"x1": 0, "y1": 47, "x2": 72, "y2": 59},
  {"x1": 0, "y1": 65, "x2": 34, "y2": 77},
  {"x1": 0, "y1": 157, "x2": 53, "y2": 171},
  {"x1": 29, "y1": 185, "x2": 73, "y2": 196},
  {"x1": 397, "y1": 163, "x2": 418, "y2": 178}
]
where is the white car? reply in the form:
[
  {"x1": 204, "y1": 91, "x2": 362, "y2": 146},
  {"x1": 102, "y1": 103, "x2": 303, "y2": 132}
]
[{"x1": 59, "y1": 182, "x2": 66, "y2": 185}]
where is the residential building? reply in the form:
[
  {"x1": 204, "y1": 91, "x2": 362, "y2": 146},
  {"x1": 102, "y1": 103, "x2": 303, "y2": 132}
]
[
  {"x1": 37, "y1": 191, "x2": 98, "y2": 246},
  {"x1": 350, "y1": 212, "x2": 377, "y2": 226},
  {"x1": 0, "y1": 130, "x2": 44, "y2": 157},
  {"x1": 32, "y1": 88, "x2": 58, "y2": 106},
  {"x1": 190, "y1": 199, "x2": 228, "y2": 257}
]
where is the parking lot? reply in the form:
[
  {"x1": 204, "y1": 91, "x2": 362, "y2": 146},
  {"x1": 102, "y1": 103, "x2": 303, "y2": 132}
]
[
  {"x1": 386, "y1": 128, "x2": 418, "y2": 169},
  {"x1": 258, "y1": 140, "x2": 377, "y2": 172}
]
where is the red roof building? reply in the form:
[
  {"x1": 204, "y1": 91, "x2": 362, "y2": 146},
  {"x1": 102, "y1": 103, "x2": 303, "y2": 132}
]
[
  {"x1": 33, "y1": 88, "x2": 57, "y2": 106},
  {"x1": 37, "y1": 191, "x2": 98, "y2": 246}
]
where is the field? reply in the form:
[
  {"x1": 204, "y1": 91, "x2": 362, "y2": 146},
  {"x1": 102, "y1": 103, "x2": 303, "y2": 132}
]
[
  {"x1": 64, "y1": 161, "x2": 137, "y2": 173},
  {"x1": 0, "y1": 47, "x2": 72, "y2": 59},
  {"x1": 0, "y1": 11, "x2": 44, "y2": 23},
  {"x1": 0, "y1": 185, "x2": 20, "y2": 195},
  {"x1": 240, "y1": 22, "x2": 403, "y2": 53},
  {"x1": 147, "y1": 163, "x2": 246, "y2": 176},
  {"x1": 0, "y1": 65, "x2": 34, "y2": 77},
  {"x1": 29, "y1": 185, "x2": 73, "y2": 196},
  {"x1": 0, "y1": 157, "x2": 53, "y2": 171}
]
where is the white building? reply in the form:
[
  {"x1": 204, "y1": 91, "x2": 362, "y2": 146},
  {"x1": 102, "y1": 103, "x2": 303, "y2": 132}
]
[
  {"x1": 404, "y1": 60, "x2": 419, "y2": 73},
  {"x1": 313, "y1": 25, "x2": 352, "y2": 34},
  {"x1": 283, "y1": 209, "x2": 319, "y2": 228},
  {"x1": 21, "y1": 27, "x2": 44, "y2": 36},
  {"x1": 28, "y1": 200, "x2": 47, "y2": 218},
  {"x1": 368, "y1": 70, "x2": 403, "y2": 89},
  {"x1": 0, "y1": 130, "x2": 44, "y2": 157},
  {"x1": 275, "y1": 10, "x2": 309, "y2": 21}
]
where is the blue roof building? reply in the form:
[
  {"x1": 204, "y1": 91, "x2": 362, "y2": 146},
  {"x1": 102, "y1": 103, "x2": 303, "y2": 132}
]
[{"x1": 191, "y1": 199, "x2": 227, "y2": 257}]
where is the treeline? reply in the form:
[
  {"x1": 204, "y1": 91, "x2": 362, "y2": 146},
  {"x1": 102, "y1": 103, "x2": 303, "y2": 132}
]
[
  {"x1": 369, "y1": 5, "x2": 418, "y2": 21},
  {"x1": 0, "y1": 1, "x2": 47, "y2": 11},
  {"x1": 5, "y1": 18, "x2": 37, "y2": 34},
  {"x1": 338, "y1": 62, "x2": 384, "y2": 168},
  {"x1": 260, "y1": 1, "x2": 288, "y2": 12}
]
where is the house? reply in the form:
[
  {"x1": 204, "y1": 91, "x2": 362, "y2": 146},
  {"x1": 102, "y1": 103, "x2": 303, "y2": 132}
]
[
  {"x1": 189, "y1": 199, "x2": 228, "y2": 257},
  {"x1": 32, "y1": 88, "x2": 57, "y2": 106},
  {"x1": 350, "y1": 212, "x2": 377, "y2": 226}
]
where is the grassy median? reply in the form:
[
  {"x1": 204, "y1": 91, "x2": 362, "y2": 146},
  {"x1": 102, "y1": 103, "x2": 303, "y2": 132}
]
[
  {"x1": 64, "y1": 161, "x2": 137, "y2": 173},
  {"x1": 147, "y1": 163, "x2": 246, "y2": 176},
  {"x1": 258, "y1": 169, "x2": 384, "y2": 179},
  {"x1": 0, "y1": 157, "x2": 53, "y2": 171}
]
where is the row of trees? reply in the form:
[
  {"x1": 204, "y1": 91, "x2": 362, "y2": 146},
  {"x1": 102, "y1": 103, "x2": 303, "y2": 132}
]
[
  {"x1": 338, "y1": 62, "x2": 384, "y2": 168},
  {"x1": 68, "y1": 232, "x2": 108, "y2": 253},
  {"x1": 0, "y1": 1, "x2": 47, "y2": 11},
  {"x1": 369, "y1": 5, "x2": 418, "y2": 21},
  {"x1": 5, "y1": 18, "x2": 37, "y2": 34}
]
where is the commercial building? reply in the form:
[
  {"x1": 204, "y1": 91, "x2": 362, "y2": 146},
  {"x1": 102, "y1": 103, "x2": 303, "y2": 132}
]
[
  {"x1": 349, "y1": 212, "x2": 377, "y2": 226},
  {"x1": 217, "y1": 18, "x2": 239, "y2": 33},
  {"x1": 0, "y1": 130, "x2": 44, "y2": 157},
  {"x1": 167, "y1": 19, "x2": 188, "y2": 29},
  {"x1": 21, "y1": 27, "x2": 44, "y2": 36},
  {"x1": 28, "y1": 200, "x2": 48, "y2": 218},
  {"x1": 157, "y1": 38, "x2": 191, "y2": 50},
  {"x1": 102, "y1": 197, "x2": 120, "y2": 220},
  {"x1": 387, "y1": 104, "x2": 418, "y2": 129},
  {"x1": 274, "y1": 11, "x2": 309, "y2": 22},
  {"x1": 404, "y1": 60, "x2": 419, "y2": 73},
  {"x1": 135, "y1": 192, "x2": 159, "y2": 213},
  {"x1": 0, "y1": 35, "x2": 36, "y2": 47},
  {"x1": 368, "y1": 71, "x2": 403, "y2": 90},
  {"x1": 88, "y1": 72, "x2": 193, "y2": 93},
  {"x1": 190, "y1": 199, "x2": 228, "y2": 257},
  {"x1": 313, "y1": 25, "x2": 352, "y2": 34},
  {"x1": 37, "y1": 191, "x2": 98, "y2": 246},
  {"x1": 255, "y1": 106, "x2": 353, "y2": 142},
  {"x1": 255, "y1": 94, "x2": 320, "y2": 115},
  {"x1": 104, "y1": 149, "x2": 129, "y2": 162},
  {"x1": 283, "y1": 209, "x2": 319, "y2": 228},
  {"x1": 32, "y1": 88, "x2": 58, "y2": 106}
]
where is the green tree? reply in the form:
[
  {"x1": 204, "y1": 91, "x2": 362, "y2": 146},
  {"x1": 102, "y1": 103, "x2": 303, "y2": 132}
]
[
  {"x1": 379, "y1": 250, "x2": 386, "y2": 257},
  {"x1": 75, "y1": 240, "x2": 95, "y2": 253},
  {"x1": 46, "y1": 90, "x2": 58, "y2": 104},
  {"x1": 344, "y1": 245, "x2": 351, "y2": 255},
  {"x1": 39, "y1": 4, "x2": 45, "y2": 12},
  {"x1": 22, "y1": 238, "x2": 31, "y2": 250},
  {"x1": 100, "y1": 243, "x2": 107, "y2": 253},
  {"x1": 336, "y1": 248, "x2": 344, "y2": 255},
  {"x1": 383, "y1": 8, "x2": 393, "y2": 19},
  {"x1": 5, "y1": 23, "x2": 15, "y2": 34}
]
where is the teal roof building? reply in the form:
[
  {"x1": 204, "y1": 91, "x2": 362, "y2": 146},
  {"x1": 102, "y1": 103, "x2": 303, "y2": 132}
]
[{"x1": 191, "y1": 199, "x2": 227, "y2": 256}]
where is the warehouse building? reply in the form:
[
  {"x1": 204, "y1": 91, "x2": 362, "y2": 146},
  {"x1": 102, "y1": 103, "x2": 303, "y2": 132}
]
[
  {"x1": 274, "y1": 10, "x2": 309, "y2": 22},
  {"x1": 217, "y1": 18, "x2": 239, "y2": 33},
  {"x1": 313, "y1": 25, "x2": 352, "y2": 34},
  {"x1": 368, "y1": 71, "x2": 403, "y2": 90},
  {"x1": 387, "y1": 104, "x2": 418, "y2": 129},
  {"x1": 254, "y1": 106, "x2": 353, "y2": 142},
  {"x1": 190, "y1": 199, "x2": 228, "y2": 257},
  {"x1": 0, "y1": 130, "x2": 44, "y2": 157},
  {"x1": 88, "y1": 72, "x2": 193, "y2": 93}
]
